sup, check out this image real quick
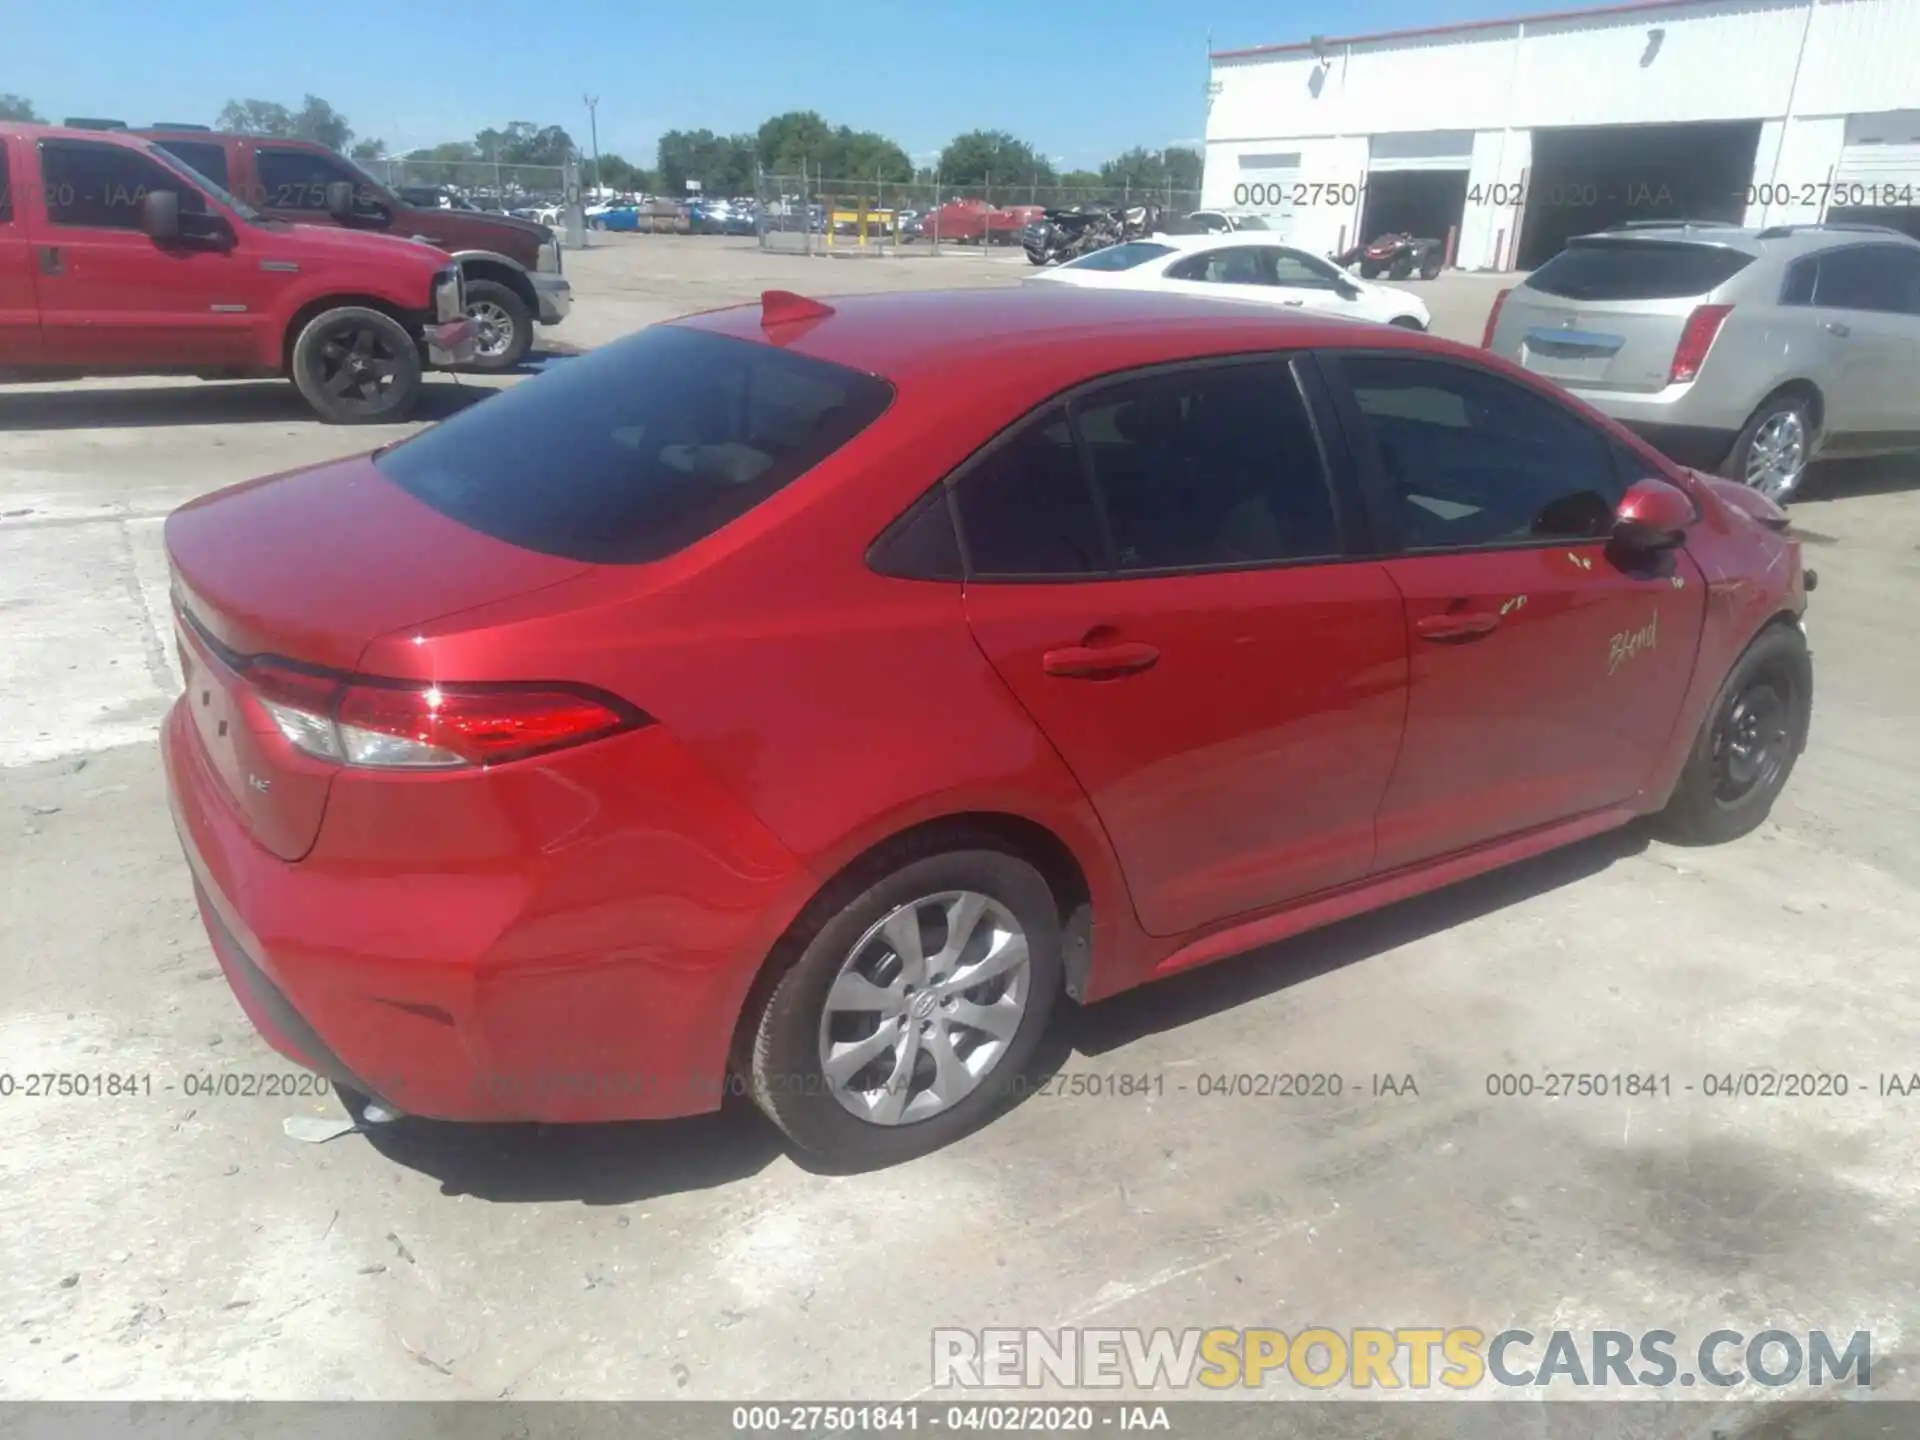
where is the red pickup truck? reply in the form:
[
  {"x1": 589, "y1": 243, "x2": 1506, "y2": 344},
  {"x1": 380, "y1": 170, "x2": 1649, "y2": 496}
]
[
  {"x1": 0, "y1": 123, "x2": 476, "y2": 423},
  {"x1": 136, "y1": 128, "x2": 572, "y2": 371}
]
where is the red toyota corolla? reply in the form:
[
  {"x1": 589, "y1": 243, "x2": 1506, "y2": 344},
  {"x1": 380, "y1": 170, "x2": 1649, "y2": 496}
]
[{"x1": 161, "y1": 285, "x2": 1814, "y2": 1166}]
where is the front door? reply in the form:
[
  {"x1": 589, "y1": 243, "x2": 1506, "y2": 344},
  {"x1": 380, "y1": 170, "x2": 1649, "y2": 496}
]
[
  {"x1": 1319, "y1": 350, "x2": 1707, "y2": 870},
  {"x1": 28, "y1": 137, "x2": 258, "y2": 370},
  {"x1": 253, "y1": 144, "x2": 397, "y2": 236},
  {"x1": 956, "y1": 358, "x2": 1409, "y2": 937},
  {"x1": 1804, "y1": 243, "x2": 1920, "y2": 443}
]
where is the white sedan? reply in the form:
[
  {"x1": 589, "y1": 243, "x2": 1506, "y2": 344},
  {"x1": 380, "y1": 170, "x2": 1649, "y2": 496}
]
[{"x1": 1026, "y1": 232, "x2": 1432, "y2": 330}]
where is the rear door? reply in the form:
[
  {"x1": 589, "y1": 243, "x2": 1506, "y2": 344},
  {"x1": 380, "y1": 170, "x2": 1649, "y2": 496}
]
[
  {"x1": 1317, "y1": 350, "x2": 1707, "y2": 870},
  {"x1": 0, "y1": 134, "x2": 41, "y2": 363},
  {"x1": 957, "y1": 356, "x2": 1409, "y2": 938},
  {"x1": 28, "y1": 137, "x2": 259, "y2": 369},
  {"x1": 1491, "y1": 237, "x2": 1757, "y2": 393},
  {"x1": 1801, "y1": 243, "x2": 1920, "y2": 440}
]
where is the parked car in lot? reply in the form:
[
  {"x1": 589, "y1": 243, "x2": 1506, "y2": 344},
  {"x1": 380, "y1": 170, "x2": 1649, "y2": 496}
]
[
  {"x1": 0, "y1": 122, "x2": 475, "y2": 422},
  {"x1": 910, "y1": 198, "x2": 1036, "y2": 244},
  {"x1": 161, "y1": 285, "x2": 1813, "y2": 1166},
  {"x1": 1167, "y1": 210, "x2": 1274, "y2": 235},
  {"x1": 134, "y1": 126, "x2": 570, "y2": 372},
  {"x1": 1484, "y1": 220, "x2": 1920, "y2": 502},
  {"x1": 1028, "y1": 231, "x2": 1432, "y2": 329}
]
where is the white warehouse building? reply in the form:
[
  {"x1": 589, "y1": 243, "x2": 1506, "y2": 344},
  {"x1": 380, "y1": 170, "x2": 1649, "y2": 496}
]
[{"x1": 1201, "y1": 0, "x2": 1920, "y2": 271}]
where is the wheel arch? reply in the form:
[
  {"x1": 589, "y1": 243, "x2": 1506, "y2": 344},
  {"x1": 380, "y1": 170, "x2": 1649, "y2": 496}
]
[
  {"x1": 454, "y1": 254, "x2": 539, "y2": 310},
  {"x1": 1750, "y1": 378, "x2": 1825, "y2": 436},
  {"x1": 725, "y1": 809, "x2": 1101, "y2": 1076}
]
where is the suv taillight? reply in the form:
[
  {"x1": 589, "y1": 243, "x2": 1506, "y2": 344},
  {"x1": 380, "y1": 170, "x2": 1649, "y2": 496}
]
[
  {"x1": 1669, "y1": 304, "x2": 1733, "y2": 384},
  {"x1": 249, "y1": 662, "x2": 642, "y2": 769},
  {"x1": 1481, "y1": 288, "x2": 1512, "y2": 349}
]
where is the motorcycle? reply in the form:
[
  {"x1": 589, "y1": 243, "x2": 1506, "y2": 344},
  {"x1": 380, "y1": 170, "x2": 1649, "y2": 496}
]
[
  {"x1": 1330, "y1": 232, "x2": 1445, "y2": 280},
  {"x1": 1023, "y1": 201, "x2": 1164, "y2": 266}
]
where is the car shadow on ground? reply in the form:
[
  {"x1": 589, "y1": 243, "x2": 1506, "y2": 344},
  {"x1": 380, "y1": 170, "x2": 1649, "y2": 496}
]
[
  {"x1": 357, "y1": 823, "x2": 1650, "y2": 1204},
  {"x1": 0, "y1": 377, "x2": 496, "y2": 430},
  {"x1": 1803, "y1": 451, "x2": 1920, "y2": 503}
]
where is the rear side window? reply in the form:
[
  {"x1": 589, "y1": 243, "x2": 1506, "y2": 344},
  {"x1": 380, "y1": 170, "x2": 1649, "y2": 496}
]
[
  {"x1": 1065, "y1": 242, "x2": 1175, "y2": 272},
  {"x1": 953, "y1": 410, "x2": 1104, "y2": 576},
  {"x1": 152, "y1": 139, "x2": 230, "y2": 190},
  {"x1": 374, "y1": 327, "x2": 894, "y2": 564},
  {"x1": 1527, "y1": 240, "x2": 1754, "y2": 301}
]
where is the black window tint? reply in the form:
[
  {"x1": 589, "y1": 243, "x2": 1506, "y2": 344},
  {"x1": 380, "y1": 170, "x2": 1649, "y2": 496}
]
[
  {"x1": 1812, "y1": 245, "x2": 1915, "y2": 313},
  {"x1": 40, "y1": 140, "x2": 203, "y2": 229},
  {"x1": 1527, "y1": 240, "x2": 1754, "y2": 300},
  {"x1": 1064, "y1": 241, "x2": 1174, "y2": 272},
  {"x1": 1076, "y1": 362, "x2": 1340, "y2": 570},
  {"x1": 1779, "y1": 255, "x2": 1818, "y2": 306},
  {"x1": 954, "y1": 409, "x2": 1105, "y2": 576},
  {"x1": 870, "y1": 487, "x2": 962, "y2": 582},
  {"x1": 374, "y1": 326, "x2": 894, "y2": 565},
  {"x1": 1167, "y1": 247, "x2": 1269, "y2": 285},
  {"x1": 0, "y1": 141, "x2": 11, "y2": 223},
  {"x1": 256, "y1": 147, "x2": 371, "y2": 211},
  {"x1": 1340, "y1": 356, "x2": 1624, "y2": 550},
  {"x1": 152, "y1": 140, "x2": 230, "y2": 191}
]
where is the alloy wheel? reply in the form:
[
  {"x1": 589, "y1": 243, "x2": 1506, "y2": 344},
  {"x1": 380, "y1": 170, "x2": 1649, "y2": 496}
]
[
  {"x1": 310, "y1": 323, "x2": 406, "y2": 418},
  {"x1": 1710, "y1": 677, "x2": 1793, "y2": 806},
  {"x1": 467, "y1": 299, "x2": 517, "y2": 360},
  {"x1": 1744, "y1": 410, "x2": 1807, "y2": 501},
  {"x1": 817, "y1": 890, "x2": 1032, "y2": 1126}
]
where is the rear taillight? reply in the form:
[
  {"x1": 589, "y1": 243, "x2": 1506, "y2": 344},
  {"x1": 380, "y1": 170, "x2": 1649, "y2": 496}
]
[
  {"x1": 1669, "y1": 304, "x2": 1733, "y2": 385},
  {"x1": 1480, "y1": 287, "x2": 1512, "y2": 349},
  {"x1": 249, "y1": 661, "x2": 642, "y2": 770}
]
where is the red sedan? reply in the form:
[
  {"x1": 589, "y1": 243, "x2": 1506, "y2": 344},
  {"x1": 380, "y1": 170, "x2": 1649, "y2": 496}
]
[{"x1": 162, "y1": 286, "x2": 1814, "y2": 1167}]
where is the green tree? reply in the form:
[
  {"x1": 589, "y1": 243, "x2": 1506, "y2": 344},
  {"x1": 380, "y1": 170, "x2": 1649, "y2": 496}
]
[
  {"x1": 1059, "y1": 168, "x2": 1104, "y2": 190},
  {"x1": 349, "y1": 137, "x2": 386, "y2": 161},
  {"x1": 216, "y1": 94, "x2": 353, "y2": 151},
  {"x1": 756, "y1": 110, "x2": 834, "y2": 174},
  {"x1": 405, "y1": 141, "x2": 479, "y2": 163},
  {"x1": 829, "y1": 128, "x2": 911, "y2": 183},
  {"x1": 656, "y1": 129, "x2": 755, "y2": 196},
  {"x1": 936, "y1": 130, "x2": 1054, "y2": 189},
  {"x1": 474, "y1": 121, "x2": 576, "y2": 168},
  {"x1": 593, "y1": 154, "x2": 651, "y2": 192},
  {"x1": 0, "y1": 93, "x2": 42, "y2": 123},
  {"x1": 1098, "y1": 146, "x2": 1203, "y2": 196}
]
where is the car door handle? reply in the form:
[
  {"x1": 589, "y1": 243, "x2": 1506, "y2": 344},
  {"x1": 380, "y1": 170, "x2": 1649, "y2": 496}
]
[
  {"x1": 1041, "y1": 641, "x2": 1160, "y2": 678},
  {"x1": 36, "y1": 246, "x2": 61, "y2": 276},
  {"x1": 1415, "y1": 612, "x2": 1500, "y2": 641},
  {"x1": 1825, "y1": 321, "x2": 1851, "y2": 337}
]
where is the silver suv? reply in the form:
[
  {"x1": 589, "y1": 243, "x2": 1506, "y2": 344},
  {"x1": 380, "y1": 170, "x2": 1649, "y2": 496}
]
[{"x1": 1484, "y1": 221, "x2": 1920, "y2": 502}]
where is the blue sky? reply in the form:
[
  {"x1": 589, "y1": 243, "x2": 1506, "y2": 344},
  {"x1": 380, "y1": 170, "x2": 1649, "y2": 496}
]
[{"x1": 13, "y1": 0, "x2": 1591, "y2": 171}]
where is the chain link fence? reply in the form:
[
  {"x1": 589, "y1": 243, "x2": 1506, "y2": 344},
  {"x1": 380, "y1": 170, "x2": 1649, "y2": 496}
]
[
  {"x1": 359, "y1": 158, "x2": 570, "y2": 211},
  {"x1": 756, "y1": 169, "x2": 1202, "y2": 256}
]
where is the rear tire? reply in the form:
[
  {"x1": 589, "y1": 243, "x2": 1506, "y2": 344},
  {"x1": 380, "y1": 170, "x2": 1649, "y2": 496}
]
[
  {"x1": 1418, "y1": 250, "x2": 1444, "y2": 279},
  {"x1": 462, "y1": 279, "x2": 534, "y2": 373},
  {"x1": 288, "y1": 306, "x2": 422, "y2": 425},
  {"x1": 1722, "y1": 390, "x2": 1815, "y2": 504},
  {"x1": 745, "y1": 843, "x2": 1063, "y2": 1168},
  {"x1": 1359, "y1": 261, "x2": 1383, "y2": 279},
  {"x1": 1656, "y1": 622, "x2": 1811, "y2": 845}
]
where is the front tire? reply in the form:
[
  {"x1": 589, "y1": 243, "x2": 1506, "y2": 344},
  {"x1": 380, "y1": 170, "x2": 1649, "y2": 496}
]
[
  {"x1": 1723, "y1": 390, "x2": 1814, "y2": 504},
  {"x1": 1657, "y1": 622, "x2": 1812, "y2": 845},
  {"x1": 288, "y1": 306, "x2": 422, "y2": 425},
  {"x1": 746, "y1": 844, "x2": 1063, "y2": 1167},
  {"x1": 462, "y1": 279, "x2": 534, "y2": 373},
  {"x1": 1418, "y1": 249, "x2": 1443, "y2": 280}
]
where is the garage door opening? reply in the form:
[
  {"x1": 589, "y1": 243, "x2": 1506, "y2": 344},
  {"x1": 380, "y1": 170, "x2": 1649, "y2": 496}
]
[
  {"x1": 1515, "y1": 121, "x2": 1761, "y2": 269},
  {"x1": 1826, "y1": 207, "x2": 1920, "y2": 241},
  {"x1": 1358, "y1": 171, "x2": 1469, "y2": 260}
]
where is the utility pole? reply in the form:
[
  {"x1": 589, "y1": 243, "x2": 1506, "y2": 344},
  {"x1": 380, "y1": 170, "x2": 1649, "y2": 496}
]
[{"x1": 583, "y1": 94, "x2": 602, "y2": 196}]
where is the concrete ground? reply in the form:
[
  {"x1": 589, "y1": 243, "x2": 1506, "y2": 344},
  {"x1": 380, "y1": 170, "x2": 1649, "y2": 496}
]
[{"x1": 3, "y1": 236, "x2": 1919, "y2": 1429}]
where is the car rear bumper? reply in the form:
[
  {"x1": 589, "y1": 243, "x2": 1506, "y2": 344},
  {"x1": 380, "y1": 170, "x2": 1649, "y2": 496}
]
[
  {"x1": 1547, "y1": 382, "x2": 1743, "y2": 471},
  {"x1": 423, "y1": 317, "x2": 477, "y2": 369},
  {"x1": 531, "y1": 273, "x2": 572, "y2": 325},
  {"x1": 160, "y1": 699, "x2": 812, "y2": 1124}
]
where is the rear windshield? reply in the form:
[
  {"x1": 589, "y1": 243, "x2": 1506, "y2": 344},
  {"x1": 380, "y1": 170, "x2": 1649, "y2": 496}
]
[
  {"x1": 1526, "y1": 239, "x2": 1755, "y2": 300},
  {"x1": 1066, "y1": 241, "x2": 1175, "y2": 271},
  {"x1": 375, "y1": 327, "x2": 894, "y2": 564}
]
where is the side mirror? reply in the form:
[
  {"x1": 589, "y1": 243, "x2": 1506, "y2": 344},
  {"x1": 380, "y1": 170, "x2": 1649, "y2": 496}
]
[
  {"x1": 140, "y1": 189, "x2": 181, "y2": 241},
  {"x1": 1612, "y1": 477, "x2": 1695, "y2": 555},
  {"x1": 324, "y1": 180, "x2": 357, "y2": 219},
  {"x1": 1335, "y1": 279, "x2": 1362, "y2": 300}
]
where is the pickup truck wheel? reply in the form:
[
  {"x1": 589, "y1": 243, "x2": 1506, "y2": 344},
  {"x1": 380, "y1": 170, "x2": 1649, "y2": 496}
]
[
  {"x1": 462, "y1": 280, "x2": 533, "y2": 372},
  {"x1": 289, "y1": 307, "x2": 422, "y2": 425}
]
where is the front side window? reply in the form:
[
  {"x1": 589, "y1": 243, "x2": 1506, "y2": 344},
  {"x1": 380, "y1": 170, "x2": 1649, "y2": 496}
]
[
  {"x1": 375, "y1": 326, "x2": 894, "y2": 565},
  {"x1": 40, "y1": 140, "x2": 205, "y2": 229},
  {"x1": 1335, "y1": 355, "x2": 1624, "y2": 550},
  {"x1": 1809, "y1": 245, "x2": 1919, "y2": 313},
  {"x1": 1271, "y1": 249, "x2": 1341, "y2": 288},
  {"x1": 255, "y1": 147, "x2": 383, "y2": 213}
]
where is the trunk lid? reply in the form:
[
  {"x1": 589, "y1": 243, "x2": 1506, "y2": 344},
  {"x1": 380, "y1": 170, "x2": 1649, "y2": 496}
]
[
  {"x1": 1494, "y1": 237, "x2": 1757, "y2": 394},
  {"x1": 164, "y1": 454, "x2": 591, "y2": 859}
]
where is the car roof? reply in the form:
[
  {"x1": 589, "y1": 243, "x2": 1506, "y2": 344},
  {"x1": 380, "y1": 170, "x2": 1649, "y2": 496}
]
[
  {"x1": 674, "y1": 286, "x2": 1449, "y2": 392},
  {"x1": 1144, "y1": 230, "x2": 1305, "y2": 252}
]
